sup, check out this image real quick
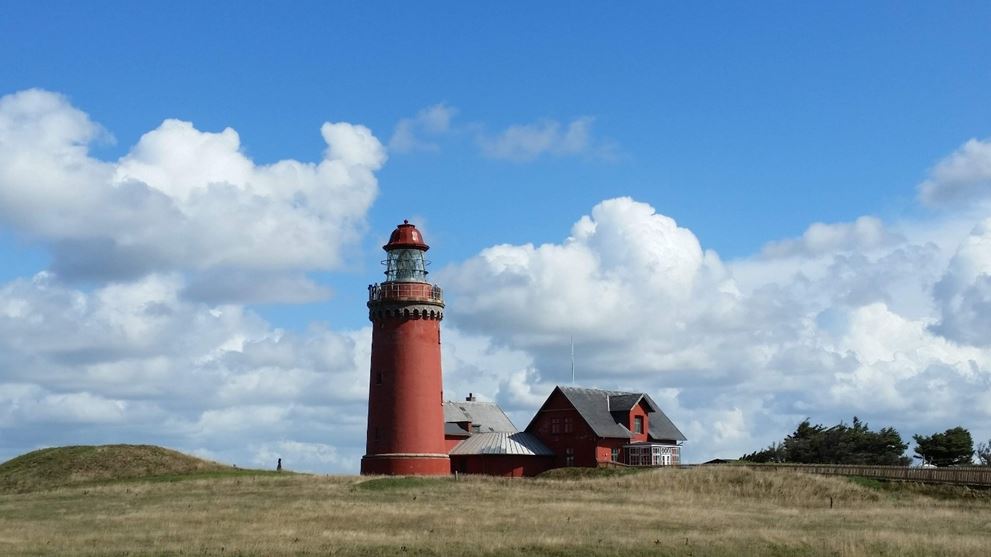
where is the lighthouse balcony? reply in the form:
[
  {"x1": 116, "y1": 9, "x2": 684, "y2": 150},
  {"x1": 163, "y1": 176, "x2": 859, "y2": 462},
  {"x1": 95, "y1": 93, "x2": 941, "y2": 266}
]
[{"x1": 368, "y1": 282, "x2": 444, "y2": 304}]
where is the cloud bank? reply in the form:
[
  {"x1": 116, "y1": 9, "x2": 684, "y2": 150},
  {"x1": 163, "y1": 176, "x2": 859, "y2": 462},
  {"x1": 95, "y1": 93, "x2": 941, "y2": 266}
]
[
  {"x1": 2, "y1": 89, "x2": 990, "y2": 470},
  {"x1": 0, "y1": 89, "x2": 388, "y2": 470},
  {"x1": 440, "y1": 195, "x2": 991, "y2": 460},
  {"x1": 0, "y1": 89, "x2": 383, "y2": 301}
]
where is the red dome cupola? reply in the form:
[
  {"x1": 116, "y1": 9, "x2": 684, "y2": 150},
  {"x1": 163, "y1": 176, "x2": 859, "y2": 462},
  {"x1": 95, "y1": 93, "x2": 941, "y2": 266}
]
[{"x1": 384, "y1": 220, "x2": 429, "y2": 251}]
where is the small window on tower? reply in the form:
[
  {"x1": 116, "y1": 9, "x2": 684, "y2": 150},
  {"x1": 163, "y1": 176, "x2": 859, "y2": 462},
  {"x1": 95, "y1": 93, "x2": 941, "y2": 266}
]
[{"x1": 376, "y1": 372, "x2": 383, "y2": 385}]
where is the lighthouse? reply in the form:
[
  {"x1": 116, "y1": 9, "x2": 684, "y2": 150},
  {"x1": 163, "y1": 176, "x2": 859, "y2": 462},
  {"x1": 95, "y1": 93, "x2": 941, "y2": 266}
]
[{"x1": 361, "y1": 220, "x2": 450, "y2": 475}]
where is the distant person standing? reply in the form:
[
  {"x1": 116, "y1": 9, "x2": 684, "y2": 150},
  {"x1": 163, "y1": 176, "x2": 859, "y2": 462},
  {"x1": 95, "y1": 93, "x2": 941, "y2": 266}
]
[{"x1": 277, "y1": 458, "x2": 282, "y2": 472}]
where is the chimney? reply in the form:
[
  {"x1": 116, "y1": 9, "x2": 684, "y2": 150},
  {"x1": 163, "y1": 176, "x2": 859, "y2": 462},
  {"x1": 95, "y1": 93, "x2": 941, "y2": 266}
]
[{"x1": 466, "y1": 393, "x2": 476, "y2": 402}]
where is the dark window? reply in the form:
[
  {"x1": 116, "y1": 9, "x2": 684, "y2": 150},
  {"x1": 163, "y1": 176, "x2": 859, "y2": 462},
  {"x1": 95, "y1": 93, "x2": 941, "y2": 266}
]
[
  {"x1": 565, "y1": 448, "x2": 575, "y2": 467},
  {"x1": 551, "y1": 418, "x2": 561, "y2": 434},
  {"x1": 563, "y1": 417, "x2": 573, "y2": 433},
  {"x1": 376, "y1": 372, "x2": 383, "y2": 385},
  {"x1": 634, "y1": 416, "x2": 644, "y2": 434}
]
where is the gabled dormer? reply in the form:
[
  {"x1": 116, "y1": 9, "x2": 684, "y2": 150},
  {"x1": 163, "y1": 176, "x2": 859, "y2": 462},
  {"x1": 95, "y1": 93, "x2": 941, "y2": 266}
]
[{"x1": 609, "y1": 393, "x2": 659, "y2": 442}]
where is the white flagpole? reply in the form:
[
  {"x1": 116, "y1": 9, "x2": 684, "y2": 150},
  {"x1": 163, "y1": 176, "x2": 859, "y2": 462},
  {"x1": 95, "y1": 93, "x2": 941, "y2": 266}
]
[{"x1": 571, "y1": 336, "x2": 575, "y2": 385}]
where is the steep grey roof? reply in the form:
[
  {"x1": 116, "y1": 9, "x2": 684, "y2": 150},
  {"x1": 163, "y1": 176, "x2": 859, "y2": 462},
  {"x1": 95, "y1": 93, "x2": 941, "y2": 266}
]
[
  {"x1": 443, "y1": 401, "x2": 518, "y2": 433},
  {"x1": 555, "y1": 386, "x2": 686, "y2": 442},
  {"x1": 647, "y1": 403, "x2": 687, "y2": 443},
  {"x1": 608, "y1": 393, "x2": 658, "y2": 413},
  {"x1": 444, "y1": 404, "x2": 470, "y2": 423},
  {"x1": 449, "y1": 432, "x2": 554, "y2": 456}
]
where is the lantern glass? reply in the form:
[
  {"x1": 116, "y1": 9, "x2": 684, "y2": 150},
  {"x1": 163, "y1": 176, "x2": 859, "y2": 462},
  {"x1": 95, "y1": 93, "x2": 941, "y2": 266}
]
[{"x1": 385, "y1": 249, "x2": 427, "y2": 282}]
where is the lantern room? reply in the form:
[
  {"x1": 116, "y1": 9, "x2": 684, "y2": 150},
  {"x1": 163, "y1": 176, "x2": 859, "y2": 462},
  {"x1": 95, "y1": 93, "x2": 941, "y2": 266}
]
[{"x1": 382, "y1": 220, "x2": 430, "y2": 283}]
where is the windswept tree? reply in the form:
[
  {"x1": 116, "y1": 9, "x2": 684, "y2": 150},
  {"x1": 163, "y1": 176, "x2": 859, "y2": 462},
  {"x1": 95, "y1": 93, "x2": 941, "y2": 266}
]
[
  {"x1": 913, "y1": 427, "x2": 974, "y2": 467},
  {"x1": 741, "y1": 417, "x2": 909, "y2": 465},
  {"x1": 740, "y1": 442, "x2": 786, "y2": 463}
]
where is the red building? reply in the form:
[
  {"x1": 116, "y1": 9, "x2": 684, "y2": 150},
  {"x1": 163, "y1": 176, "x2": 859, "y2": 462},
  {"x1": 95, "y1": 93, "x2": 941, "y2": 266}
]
[
  {"x1": 526, "y1": 386, "x2": 686, "y2": 468},
  {"x1": 444, "y1": 395, "x2": 554, "y2": 477},
  {"x1": 361, "y1": 221, "x2": 449, "y2": 475}
]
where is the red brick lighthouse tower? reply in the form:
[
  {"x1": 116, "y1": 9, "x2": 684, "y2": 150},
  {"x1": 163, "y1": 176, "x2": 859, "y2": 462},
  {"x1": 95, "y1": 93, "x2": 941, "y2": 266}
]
[{"x1": 361, "y1": 220, "x2": 449, "y2": 475}]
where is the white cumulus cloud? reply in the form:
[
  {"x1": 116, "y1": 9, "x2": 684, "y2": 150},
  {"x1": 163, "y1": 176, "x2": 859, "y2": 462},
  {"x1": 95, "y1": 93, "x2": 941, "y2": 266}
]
[
  {"x1": 0, "y1": 89, "x2": 383, "y2": 302},
  {"x1": 0, "y1": 272, "x2": 371, "y2": 471},
  {"x1": 760, "y1": 216, "x2": 904, "y2": 259},
  {"x1": 918, "y1": 137, "x2": 991, "y2": 207},
  {"x1": 931, "y1": 218, "x2": 991, "y2": 346},
  {"x1": 441, "y1": 195, "x2": 991, "y2": 461}
]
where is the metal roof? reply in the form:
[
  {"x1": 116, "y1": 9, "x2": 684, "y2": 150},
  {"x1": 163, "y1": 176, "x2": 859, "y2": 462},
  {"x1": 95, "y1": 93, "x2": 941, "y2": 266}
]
[
  {"x1": 608, "y1": 393, "x2": 658, "y2": 413},
  {"x1": 550, "y1": 386, "x2": 687, "y2": 442},
  {"x1": 443, "y1": 401, "x2": 518, "y2": 433},
  {"x1": 647, "y1": 402, "x2": 688, "y2": 443},
  {"x1": 444, "y1": 422, "x2": 470, "y2": 437},
  {"x1": 449, "y1": 432, "x2": 555, "y2": 456},
  {"x1": 384, "y1": 220, "x2": 429, "y2": 251}
]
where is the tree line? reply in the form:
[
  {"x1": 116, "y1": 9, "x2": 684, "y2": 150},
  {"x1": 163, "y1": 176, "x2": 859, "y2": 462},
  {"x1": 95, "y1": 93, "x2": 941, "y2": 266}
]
[{"x1": 741, "y1": 418, "x2": 991, "y2": 467}]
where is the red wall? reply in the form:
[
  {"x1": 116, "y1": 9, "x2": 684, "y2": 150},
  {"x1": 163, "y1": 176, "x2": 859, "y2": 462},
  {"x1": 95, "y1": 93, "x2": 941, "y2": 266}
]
[
  {"x1": 450, "y1": 455, "x2": 554, "y2": 477},
  {"x1": 363, "y1": 313, "x2": 449, "y2": 475},
  {"x1": 527, "y1": 390, "x2": 602, "y2": 468},
  {"x1": 597, "y1": 438, "x2": 627, "y2": 463},
  {"x1": 444, "y1": 435, "x2": 467, "y2": 453},
  {"x1": 627, "y1": 402, "x2": 650, "y2": 443}
]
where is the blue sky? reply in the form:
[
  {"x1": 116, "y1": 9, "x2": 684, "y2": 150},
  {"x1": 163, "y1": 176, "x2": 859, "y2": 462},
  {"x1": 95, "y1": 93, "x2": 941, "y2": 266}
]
[{"x1": 1, "y1": 3, "x2": 990, "y2": 471}]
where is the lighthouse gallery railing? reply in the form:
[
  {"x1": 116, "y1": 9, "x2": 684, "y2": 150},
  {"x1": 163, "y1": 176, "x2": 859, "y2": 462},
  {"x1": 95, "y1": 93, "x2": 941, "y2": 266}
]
[{"x1": 368, "y1": 282, "x2": 444, "y2": 303}]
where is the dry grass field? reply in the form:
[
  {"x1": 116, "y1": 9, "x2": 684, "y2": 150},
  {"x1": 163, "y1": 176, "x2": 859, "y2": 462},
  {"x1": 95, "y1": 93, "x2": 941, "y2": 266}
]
[{"x1": 2, "y1": 447, "x2": 991, "y2": 556}]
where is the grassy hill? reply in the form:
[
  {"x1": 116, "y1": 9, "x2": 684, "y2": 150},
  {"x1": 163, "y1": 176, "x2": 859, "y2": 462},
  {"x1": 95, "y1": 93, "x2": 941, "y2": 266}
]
[
  {"x1": 0, "y1": 444, "x2": 272, "y2": 493},
  {"x1": 1, "y1": 461, "x2": 989, "y2": 556}
]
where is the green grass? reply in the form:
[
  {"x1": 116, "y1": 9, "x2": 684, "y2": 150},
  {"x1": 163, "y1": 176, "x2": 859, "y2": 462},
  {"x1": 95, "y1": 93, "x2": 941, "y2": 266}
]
[
  {"x1": 2, "y1": 447, "x2": 991, "y2": 556},
  {"x1": 846, "y1": 475, "x2": 991, "y2": 502},
  {"x1": 536, "y1": 465, "x2": 647, "y2": 480},
  {"x1": 355, "y1": 476, "x2": 454, "y2": 491},
  {"x1": 0, "y1": 444, "x2": 275, "y2": 493},
  {"x1": 847, "y1": 476, "x2": 887, "y2": 490}
]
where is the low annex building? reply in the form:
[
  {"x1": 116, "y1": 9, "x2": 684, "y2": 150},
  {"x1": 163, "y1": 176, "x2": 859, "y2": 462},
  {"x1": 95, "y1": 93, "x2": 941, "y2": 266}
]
[{"x1": 443, "y1": 395, "x2": 555, "y2": 477}]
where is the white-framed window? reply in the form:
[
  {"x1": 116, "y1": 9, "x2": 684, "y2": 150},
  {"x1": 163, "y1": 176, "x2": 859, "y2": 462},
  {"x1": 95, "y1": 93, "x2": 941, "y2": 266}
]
[
  {"x1": 624, "y1": 444, "x2": 679, "y2": 466},
  {"x1": 634, "y1": 416, "x2": 644, "y2": 434}
]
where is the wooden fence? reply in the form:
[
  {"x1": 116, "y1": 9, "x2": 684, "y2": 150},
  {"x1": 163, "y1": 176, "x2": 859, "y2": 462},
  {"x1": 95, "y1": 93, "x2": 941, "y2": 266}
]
[{"x1": 698, "y1": 463, "x2": 991, "y2": 487}]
